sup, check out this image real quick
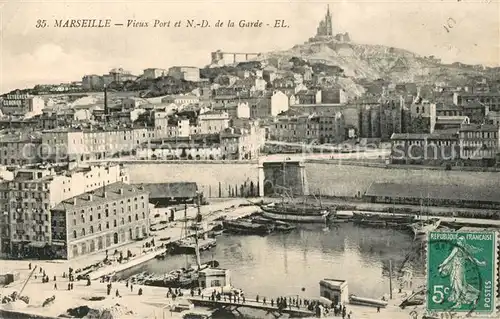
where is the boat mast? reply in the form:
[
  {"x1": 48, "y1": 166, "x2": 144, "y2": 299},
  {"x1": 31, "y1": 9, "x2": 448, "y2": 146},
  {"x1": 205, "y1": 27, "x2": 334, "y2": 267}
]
[{"x1": 194, "y1": 193, "x2": 202, "y2": 271}]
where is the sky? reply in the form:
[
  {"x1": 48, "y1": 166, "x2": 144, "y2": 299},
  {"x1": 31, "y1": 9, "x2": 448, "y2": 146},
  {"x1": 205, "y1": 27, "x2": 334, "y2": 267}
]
[{"x1": 0, "y1": 0, "x2": 499, "y2": 93}]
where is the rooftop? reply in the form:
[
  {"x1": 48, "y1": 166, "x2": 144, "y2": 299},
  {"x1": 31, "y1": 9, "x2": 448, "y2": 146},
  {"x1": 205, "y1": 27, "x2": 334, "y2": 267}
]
[
  {"x1": 52, "y1": 182, "x2": 147, "y2": 211},
  {"x1": 132, "y1": 182, "x2": 197, "y2": 199},
  {"x1": 459, "y1": 124, "x2": 499, "y2": 132},
  {"x1": 390, "y1": 133, "x2": 457, "y2": 140}
]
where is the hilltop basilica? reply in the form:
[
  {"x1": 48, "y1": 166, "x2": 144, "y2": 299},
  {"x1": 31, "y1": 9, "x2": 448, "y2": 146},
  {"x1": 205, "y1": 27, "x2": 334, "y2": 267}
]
[{"x1": 313, "y1": 5, "x2": 351, "y2": 42}]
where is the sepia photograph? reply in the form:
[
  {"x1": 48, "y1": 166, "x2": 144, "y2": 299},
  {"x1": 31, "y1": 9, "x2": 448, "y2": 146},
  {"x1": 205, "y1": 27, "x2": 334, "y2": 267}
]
[{"x1": 0, "y1": 1, "x2": 499, "y2": 318}]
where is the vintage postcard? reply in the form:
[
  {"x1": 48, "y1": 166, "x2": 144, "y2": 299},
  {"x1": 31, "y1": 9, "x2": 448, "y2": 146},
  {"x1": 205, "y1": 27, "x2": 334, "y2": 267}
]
[{"x1": 0, "y1": 1, "x2": 499, "y2": 318}]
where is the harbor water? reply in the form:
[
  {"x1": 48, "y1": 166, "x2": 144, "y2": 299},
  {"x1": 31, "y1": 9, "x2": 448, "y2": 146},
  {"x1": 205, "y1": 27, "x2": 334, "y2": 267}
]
[{"x1": 117, "y1": 223, "x2": 425, "y2": 300}]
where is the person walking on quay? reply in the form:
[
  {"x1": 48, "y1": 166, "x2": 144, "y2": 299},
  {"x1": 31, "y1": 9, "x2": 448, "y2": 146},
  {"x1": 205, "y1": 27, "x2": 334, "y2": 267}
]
[
  {"x1": 116, "y1": 289, "x2": 120, "y2": 298},
  {"x1": 29, "y1": 263, "x2": 31, "y2": 270},
  {"x1": 125, "y1": 281, "x2": 129, "y2": 288},
  {"x1": 256, "y1": 295, "x2": 259, "y2": 303},
  {"x1": 263, "y1": 297, "x2": 266, "y2": 305},
  {"x1": 197, "y1": 288, "x2": 201, "y2": 296},
  {"x1": 54, "y1": 283, "x2": 57, "y2": 290},
  {"x1": 68, "y1": 283, "x2": 71, "y2": 291},
  {"x1": 271, "y1": 299, "x2": 274, "y2": 307},
  {"x1": 70, "y1": 283, "x2": 74, "y2": 290},
  {"x1": 130, "y1": 284, "x2": 133, "y2": 292},
  {"x1": 138, "y1": 288, "x2": 143, "y2": 296},
  {"x1": 242, "y1": 295, "x2": 245, "y2": 303}
]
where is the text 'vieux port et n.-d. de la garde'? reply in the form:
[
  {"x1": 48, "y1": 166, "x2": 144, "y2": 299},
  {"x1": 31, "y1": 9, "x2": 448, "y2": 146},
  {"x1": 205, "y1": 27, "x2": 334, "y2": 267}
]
[{"x1": 48, "y1": 19, "x2": 288, "y2": 28}]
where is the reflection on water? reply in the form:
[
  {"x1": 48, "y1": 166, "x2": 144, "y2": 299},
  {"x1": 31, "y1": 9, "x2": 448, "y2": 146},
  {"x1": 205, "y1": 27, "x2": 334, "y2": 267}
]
[{"x1": 118, "y1": 224, "x2": 424, "y2": 300}]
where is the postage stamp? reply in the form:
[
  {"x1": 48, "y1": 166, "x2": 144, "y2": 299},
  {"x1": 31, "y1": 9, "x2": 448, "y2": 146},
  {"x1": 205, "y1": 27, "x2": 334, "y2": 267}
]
[{"x1": 426, "y1": 231, "x2": 497, "y2": 315}]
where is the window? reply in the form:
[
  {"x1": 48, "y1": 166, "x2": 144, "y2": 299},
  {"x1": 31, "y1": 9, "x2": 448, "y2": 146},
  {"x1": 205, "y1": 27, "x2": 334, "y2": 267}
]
[
  {"x1": 81, "y1": 228, "x2": 85, "y2": 236},
  {"x1": 98, "y1": 213, "x2": 101, "y2": 219},
  {"x1": 135, "y1": 214, "x2": 138, "y2": 221},
  {"x1": 90, "y1": 226, "x2": 94, "y2": 233},
  {"x1": 73, "y1": 219, "x2": 76, "y2": 226},
  {"x1": 113, "y1": 220, "x2": 117, "y2": 227},
  {"x1": 142, "y1": 212, "x2": 145, "y2": 219},
  {"x1": 121, "y1": 217, "x2": 125, "y2": 225},
  {"x1": 128, "y1": 216, "x2": 131, "y2": 223},
  {"x1": 106, "y1": 222, "x2": 109, "y2": 229},
  {"x1": 90, "y1": 215, "x2": 93, "y2": 222},
  {"x1": 73, "y1": 230, "x2": 77, "y2": 239},
  {"x1": 98, "y1": 224, "x2": 102, "y2": 231},
  {"x1": 105, "y1": 209, "x2": 109, "y2": 217}
]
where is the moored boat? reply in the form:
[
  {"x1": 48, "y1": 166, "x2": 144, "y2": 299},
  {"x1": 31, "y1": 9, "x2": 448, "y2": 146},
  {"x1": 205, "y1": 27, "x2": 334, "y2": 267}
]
[
  {"x1": 410, "y1": 218, "x2": 441, "y2": 240},
  {"x1": 172, "y1": 237, "x2": 217, "y2": 254},
  {"x1": 222, "y1": 219, "x2": 274, "y2": 235},
  {"x1": 260, "y1": 202, "x2": 331, "y2": 223},
  {"x1": 349, "y1": 294, "x2": 388, "y2": 308}
]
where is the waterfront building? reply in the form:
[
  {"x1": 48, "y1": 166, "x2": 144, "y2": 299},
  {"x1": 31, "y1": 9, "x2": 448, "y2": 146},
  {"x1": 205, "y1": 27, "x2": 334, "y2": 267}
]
[
  {"x1": 133, "y1": 182, "x2": 198, "y2": 207},
  {"x1": 0, "y1": 93, "x2": 45, "y2": 118},
  {"x1": 41, "y1": 126, "x2": 149, "y2": 162},
  {"x1": 198, "y1": 268, "x2": 231, "y2": 289},
  {"x1": 458, "y1": 123, "x2": 500, "y2": 166},
  {"x1": 137, "y1": 135, "x2": 221, "y2": 160},
  {"x1": 319, "y1": 279, "x2": 349, "y2": 305},
  {"x1": 3, "y1": 163, "x2": 129, "y2": 258},
  {"x1": 390, "y1": 133, "x2": 460, "y2": 165},
  {"x1": 51, "y1": 181, "x2": 150, "y2": 259},
  {"x1": 0, "y1": 134, "x2": 42, "y2": 166},
  {"x1": 168, "y1": 66, "x2": 200, "y2": 82}
]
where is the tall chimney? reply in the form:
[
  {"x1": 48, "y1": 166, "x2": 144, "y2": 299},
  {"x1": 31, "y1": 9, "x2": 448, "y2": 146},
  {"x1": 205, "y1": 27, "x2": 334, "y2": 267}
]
[
  {"x1": 103, "y1": 191, "x2": 107, "y2": 198},
  {"x1": 104, "y1": 85, "x2": 108, "y2": 123}
]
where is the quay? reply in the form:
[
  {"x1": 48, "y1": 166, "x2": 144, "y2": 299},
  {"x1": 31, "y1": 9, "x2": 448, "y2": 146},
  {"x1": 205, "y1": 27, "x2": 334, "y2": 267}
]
[{"x1": 186, "y1": 296, "x2": 315, "y2": 318}]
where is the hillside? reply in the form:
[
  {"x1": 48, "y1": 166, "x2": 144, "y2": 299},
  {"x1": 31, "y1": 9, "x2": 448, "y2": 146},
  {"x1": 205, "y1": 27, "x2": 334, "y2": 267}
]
[{"x1": 258, "y1": 38, "x2": 490, "y2": 96}]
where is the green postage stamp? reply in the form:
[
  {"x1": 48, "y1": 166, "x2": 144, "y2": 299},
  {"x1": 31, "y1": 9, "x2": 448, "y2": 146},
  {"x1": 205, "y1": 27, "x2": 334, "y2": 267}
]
[{"x1": 427, "y1": 231, "x2": 497, "y2": 314}]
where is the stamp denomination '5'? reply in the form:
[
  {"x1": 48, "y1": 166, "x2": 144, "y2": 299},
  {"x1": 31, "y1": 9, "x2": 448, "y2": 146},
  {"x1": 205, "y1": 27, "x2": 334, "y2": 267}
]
[{"x1": 427, "y1": 231, "x2": 497, "y2": 314}]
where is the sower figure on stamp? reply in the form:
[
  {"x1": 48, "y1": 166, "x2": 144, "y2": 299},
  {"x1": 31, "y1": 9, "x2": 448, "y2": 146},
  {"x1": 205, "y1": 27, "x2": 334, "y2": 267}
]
[{"x1": 438, "y1": 236, "x2": 486, "y2": 309}]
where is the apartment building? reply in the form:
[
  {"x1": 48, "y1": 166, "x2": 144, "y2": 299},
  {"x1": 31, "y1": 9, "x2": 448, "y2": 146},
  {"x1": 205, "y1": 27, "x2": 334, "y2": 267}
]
[
  {"x1": 51, "y1": 182, "x2": 149, "y2": 259},
  {"x1": 0, "y1": 135, "x2": 42, "y2": 166},
  {"x1": 1, "y1": 94, "x2": 45, "y2": 118},
  {"x1": 41, "y1": 126, "x2": 149, "y2": 162},
  {"x1": 2, "y1": 163, "x2": 129, "y2": 258},
  {"x1": 268, "y1": 113, "x2": 345, "y2": 145},
  {"x1": 458, "y1": 124, "x2": 500, "y2": 166}
]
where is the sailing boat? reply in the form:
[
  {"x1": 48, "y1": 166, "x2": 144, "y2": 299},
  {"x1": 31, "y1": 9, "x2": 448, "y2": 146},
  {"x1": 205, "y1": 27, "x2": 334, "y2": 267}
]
[
  {"x1": 172, "y1": 201, "x2": 217, "y2": 254},
  {"x1": 145, "y1": 195, "x2": 219, "y2": 289},
  {"x1": 409, "y1": 195, "x2": 441, "y2": 240}
]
